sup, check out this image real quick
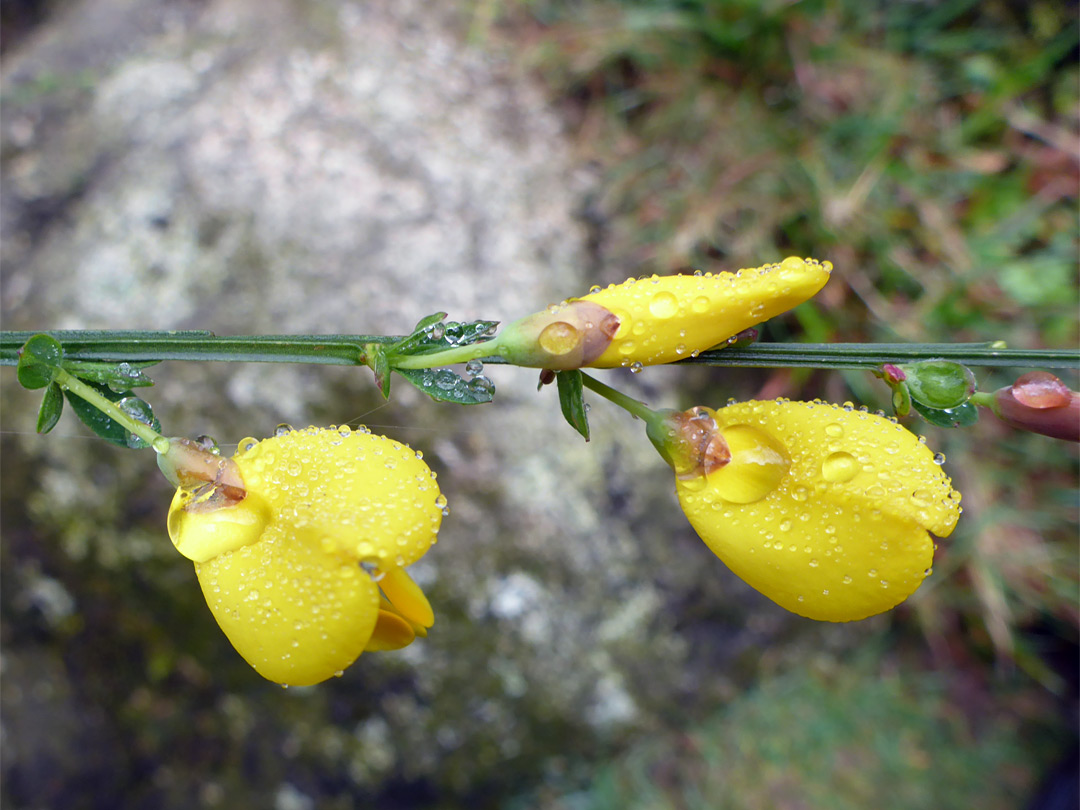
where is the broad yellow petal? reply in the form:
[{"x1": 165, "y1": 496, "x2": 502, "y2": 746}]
[
  {"x1": 379, "y1": 567, "x2": 435, "y2": 629},
  {"x1": 196, "y1": 534, "x2": 380, "y2": 685},
  {"x1": 365, "y1": 609, "x2": 417, "y2": 652}
]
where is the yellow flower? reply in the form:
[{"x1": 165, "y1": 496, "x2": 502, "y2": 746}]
[
  {"x1": 652, "y1": 400, "x2": 961, "y2": 622},
  {"x1": 495, "y1": 257, "x2": 831, "y2": 369},
  {"x1": 164, "y1": 426, "x2": 443, "y2": 685}
]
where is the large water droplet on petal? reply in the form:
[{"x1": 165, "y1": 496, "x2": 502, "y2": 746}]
[
  {"x1": 648, "y1": 290, "x2": 679, "y2": 319},
  {"x1": 821, "y1": 451, "x2": 858, "y2": 483}
]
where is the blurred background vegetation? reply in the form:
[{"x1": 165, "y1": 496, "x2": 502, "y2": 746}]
[
  {"x1": 2, "y1": 0, "x2": 1077, "y2": 808},
  {"x1": 487, "y1": 0, "x2": 1079, "y2": 806}
]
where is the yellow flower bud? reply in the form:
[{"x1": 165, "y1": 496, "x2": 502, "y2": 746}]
[
  {"x1": 494, "y1": 257, "x2": 831, "y2": 370},
  {"x1": 582, "y1": 257, "x2": 830, "y2": 367},
  {"x1": 166, "y1": 426, "x2": 443, "y2": 685},
  {"x1": 663, "y1": 400, "x2": 960, "y2": 622}
]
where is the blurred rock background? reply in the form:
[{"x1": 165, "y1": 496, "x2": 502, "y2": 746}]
[{"x1": 1, "y1": 1, "x2": 1076, "y2": 809}]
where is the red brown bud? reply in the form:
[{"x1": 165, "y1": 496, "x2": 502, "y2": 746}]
[{"x1": 993, "y1": 372, "x2": 1079, "y2": 442}]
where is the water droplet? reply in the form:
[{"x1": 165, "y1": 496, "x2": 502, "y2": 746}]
[
  {"x1": 648, "y1": 291, "x2": 679, "y2": 319},
  {"x1": 427, "y1": 323, "x2": 446, "y2": 340},
  {"x1": 779, "y1": 520, "x2": 792, "y2": 532},
  {"x1": 691, "y1": 295, "x2": 710, "y2": 314},
  {"x1": 467, "y1": 376, "x2": 495, "y2": 396},
  {"x1": 194, "y1": 434, "x2": 220, "y2": 454},
  {"x1": 932, "y1": 452, "x2": 946, "y2": 465},
  {"x1": 629, "y1": 361, "x2": 644, "y2": 374},
  {"x1": 360, "y1": 560, "x2": 385, "y2": 581},
  {"x1": 880, "y1": 580, "x2": 889, "y2": 589},
  {"x1": 821, "y1": 451, "x2": 858, "y2": 483},
  {"x1": 824, "y1": 423, "x2": 844, "y2": 438},
  {"x1": 910, "y1": 490, "x2": 932, "y2": 506},
  {"x1": 809, "y1": 559, "x2": 819, "y2": 568},
  {"x1": 791, "y1": 486, "x2": 809, "y2": 503},
  {"x1": 274, "y1": 423, "x2": 294, "y2": 438},
  {"x1": 538, "y1": 321, "x2": 580, "y2": 356},
  {"x1": 842, "y1": 575, "x2": 852, "y2": 584},
  {"x1": 465, "y1": 358, "x2": 484, "y2": 376}
]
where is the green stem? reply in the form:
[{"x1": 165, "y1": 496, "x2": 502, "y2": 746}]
[
  {"x1": 677, "y1": 342, "x2": 1080, "y2": 370},
  {"x1": 0, "y1": 331, "x2": 384, "y2": 366},
  {"x1": 969, "y1": 391, "x2": 998, "y2": 413},
  {"x1": 389, "y1": 340, "x2": 502, "y2": 370},
  {"x1": 579, "y1": 371, "x2": 661, "y2": 424},
  {"x1": 54, "y1": 368, "x2": 167, "y2": 451},
  {"x1": 2, "y1": 331, "x2": 1077, "y2": 370}
]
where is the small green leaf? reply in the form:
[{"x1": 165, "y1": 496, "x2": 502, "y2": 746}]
[
  {"x1": 37, "y1": 382, "x2": 64, "y2": 434},
  {"x1": 390, "y1": 318, "x2": 500, "y2": 358},
  {"x1": 64, "y1": 383, "x2": 163, "y2": 448},
  {"x1": 17, "y1": 333, "x2": 64, "y2": 389},
  {"x1": 902, "y1": 360, "x2": 977, "y2": 409},
  {"x1": 396, "y1": 367, "x2": 495, "y2": 405},
  {"x1": 556, "y1": 370, "x2": 590, "y2": 441},
  {"x1": 912, "y1": 399, "x2": 979, "y2": 428},
  {"x1": 373, "y1": 349, "x2": 391, "y2": 400},
  {"x1": 62, "y1": 360, "x2": 156, "y2": 389},
  {"x1": 412, "y1": 312, "x2": 448, "y2": 333},
  {"x1": 891, "y1": 383, "x2": 911, "y2": 418}
]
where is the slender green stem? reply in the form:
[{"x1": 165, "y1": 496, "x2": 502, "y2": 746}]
[
  {"x1": 969, "y1": 392, "x2": 998, "y2": 412},
  {"x1": 579, "y1": 371, "x2": 661, "y2": 424},
  {"x1": 0, "y1": 331, "x2": 385, "y2": 366},
  {"x1": 2, "y1": 331, "x2": 1077, "y2": 370},
  {"x1": 676, "y1": 342, "x2": 1080, "y2": 370},
  {"x1": 390, "y1": 340, "x2": 501, "y2": 370},
  {"x1": 54, "y1": 368, "x2": 167, "y2": 450}
]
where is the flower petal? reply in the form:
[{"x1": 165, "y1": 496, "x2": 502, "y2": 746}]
[
  {"x1": 675, "y1": 400, "x2": 960, "y2": 622},
  {"x1": 379, "y1": 567, "x2": 435, "y2": 629},
  {"x1": 196, "y1": 537, "x2": 380, "y2": 685},
  {"x1": 232, "y1": 426, "x2": 443, "y2": 570},
  {"x1": 365, "y1": 609, "x2": 417, "y2": 652}
]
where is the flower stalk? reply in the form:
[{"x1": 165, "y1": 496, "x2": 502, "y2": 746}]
[
  {"x1": 3, "y1": 331, "x2": 1076, "y2": 371},
  {"x1": 54, "y1": 368, "x2": 168, "y2": 451}
]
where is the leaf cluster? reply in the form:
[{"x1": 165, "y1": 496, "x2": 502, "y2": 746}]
[{"x1": 17, "y1": 333, "x2": 162, "y2": 449}]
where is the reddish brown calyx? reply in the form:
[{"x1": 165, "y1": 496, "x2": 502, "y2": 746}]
[
  {"x1": 497, "y1": 300, "x2": 619, "y2": 370},
  {"x1": 157, "y1": 437, "x2": 248, "y2": 508},
  {"x1": 647, "y1": 406, "x2": 731, "y2": 480}
]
